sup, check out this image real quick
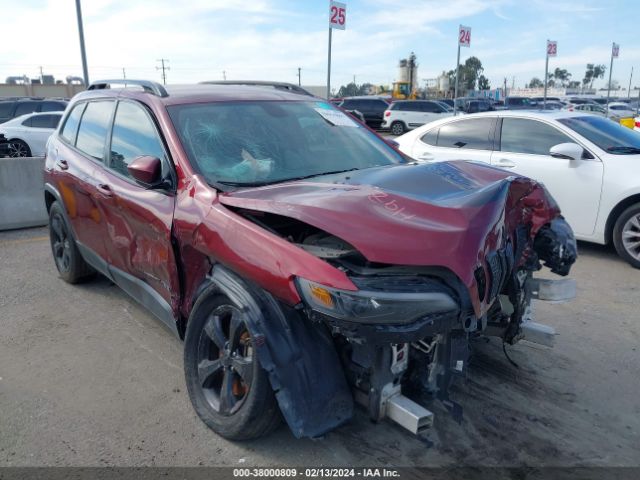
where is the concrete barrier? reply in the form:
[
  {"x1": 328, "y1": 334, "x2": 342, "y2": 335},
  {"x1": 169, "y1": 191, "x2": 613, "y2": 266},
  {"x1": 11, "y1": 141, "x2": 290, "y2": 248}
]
[{"x1": 0, "y1": 156, "x2": 48, "y2": 230}]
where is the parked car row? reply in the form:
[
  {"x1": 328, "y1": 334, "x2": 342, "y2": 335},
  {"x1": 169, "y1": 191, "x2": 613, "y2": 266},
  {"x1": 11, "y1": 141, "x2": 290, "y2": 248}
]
[
  {"x1": 0, "y1": 111, "x2": 63, "y2": 157},
  {"x1": 0, "y1": 97, "x2": 68, "y2": 157},
  {"x1": 0, "y1": 98, "x2": 67, "y2": 123}
]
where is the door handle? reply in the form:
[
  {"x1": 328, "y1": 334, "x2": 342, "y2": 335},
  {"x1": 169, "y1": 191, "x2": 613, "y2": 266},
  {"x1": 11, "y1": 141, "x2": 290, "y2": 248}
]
[
  {"x1": 96, "y1": 184, "x2": 113, "y2": 197},
  {"x1": 495, "y1": 158, "x2": 516, "y2": 168},
  {"x1": 56, "y1": 159, "x2": 69, "y2": 170}
]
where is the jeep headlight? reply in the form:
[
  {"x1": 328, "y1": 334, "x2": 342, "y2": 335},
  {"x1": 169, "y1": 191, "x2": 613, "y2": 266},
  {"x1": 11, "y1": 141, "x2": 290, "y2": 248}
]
[{"x1": 295, "y1": 277, "x2": 458, "y2": 324}]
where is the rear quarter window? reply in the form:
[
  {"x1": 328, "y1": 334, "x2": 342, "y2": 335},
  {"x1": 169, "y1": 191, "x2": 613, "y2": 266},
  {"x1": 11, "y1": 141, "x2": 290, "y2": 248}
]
[
  {"x1": 60, "y1": 103, "x2": 86, "y2": 145},
  {"x1": 420, "y1": 128, "x2": 439, "y2": 146}
]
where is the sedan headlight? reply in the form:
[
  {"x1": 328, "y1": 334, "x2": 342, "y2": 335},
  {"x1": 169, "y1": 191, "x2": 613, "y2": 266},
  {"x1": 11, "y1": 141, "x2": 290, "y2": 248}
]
[{"x1": 295, "y1": 277, "x2": 458, "y2": 325}]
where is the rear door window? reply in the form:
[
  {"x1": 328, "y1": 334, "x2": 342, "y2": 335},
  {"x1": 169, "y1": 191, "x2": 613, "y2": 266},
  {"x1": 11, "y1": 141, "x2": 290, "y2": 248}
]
[
  {"x1": 0, "y1": 102, "x2": 14, "y2": 118},
  {"x1": 75, "y1": 101, "x2": 115, "y2": 161},
  {"x1": 108, "y1": 101, "x2": 166, "y2": 179},
  {"x1": 435, "y1": 118, "x2": 495, "y2": 150},
  {"x1": 421, "y1": 102, "x2": 441, "y2": 113},
  {"x1": 41, "y1": 101, "x2": 67, "y2": 112},
  {"x1": 14, "y1": 102, "x2": 38, "y2": 117},
  {"x1": 500, "y1": 118, "x2": 573, "y2": 155}
]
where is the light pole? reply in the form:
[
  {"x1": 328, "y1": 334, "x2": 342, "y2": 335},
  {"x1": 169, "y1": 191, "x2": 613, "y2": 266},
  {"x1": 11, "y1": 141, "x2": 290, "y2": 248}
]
[
  {"x1": 606, "y1": 42, "x2": 619, "y2": 116},
  {"x1": 75, "y1": 0, "x2": 89, "y2": 86}
]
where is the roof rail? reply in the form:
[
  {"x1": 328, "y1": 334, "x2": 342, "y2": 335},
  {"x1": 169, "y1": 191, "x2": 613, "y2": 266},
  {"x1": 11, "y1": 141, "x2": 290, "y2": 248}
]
[
  {"x1": 87, "y1": 79, "x2": 169, "y2": 98},
  {"x1": 201, "y1": 80, "x2": 314, "y2": 97}
]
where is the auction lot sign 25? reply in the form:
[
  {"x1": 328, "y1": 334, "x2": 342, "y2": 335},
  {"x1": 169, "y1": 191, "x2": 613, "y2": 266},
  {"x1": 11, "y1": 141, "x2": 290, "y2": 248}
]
[{"x1": 329, "y1": 1, "x2": 346, "y2": 30}]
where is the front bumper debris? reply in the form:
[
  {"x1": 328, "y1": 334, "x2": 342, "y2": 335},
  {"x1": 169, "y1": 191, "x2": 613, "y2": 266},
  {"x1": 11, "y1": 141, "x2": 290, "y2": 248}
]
[{"x1": 526, "y1": 277, "x2": 576, "y2": 303}]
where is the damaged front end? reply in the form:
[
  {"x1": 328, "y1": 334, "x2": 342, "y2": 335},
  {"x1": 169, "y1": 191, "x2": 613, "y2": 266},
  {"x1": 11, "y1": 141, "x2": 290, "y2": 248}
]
[
  {"x1": 218, "y1": 161, "x2": 577, "y2": 437},
  {"x1": 291, "y1": 223, "x2": 576, "y2": 435}
]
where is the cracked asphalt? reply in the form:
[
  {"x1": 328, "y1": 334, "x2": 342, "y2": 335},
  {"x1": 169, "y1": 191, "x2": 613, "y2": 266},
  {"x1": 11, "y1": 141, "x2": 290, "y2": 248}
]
[{"x1": 0, "y1": 226, "x2": 638, "y2": 467}]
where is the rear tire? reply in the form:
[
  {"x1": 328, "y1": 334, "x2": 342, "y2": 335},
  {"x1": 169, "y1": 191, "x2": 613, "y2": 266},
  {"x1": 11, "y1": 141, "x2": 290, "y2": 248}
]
[
  {"x1": 613, "y1": 203, "x2": 640, "y2": 269},
  {"x1": 390, "y1": 121, "x2": 406, "y2": 136},
  {"x1": 48, "y1": 201, "x2": 94, "y2": 283},
  {"x1": 184, "y1": 292, "x2": 281, "y2": 440},
  {"x1": 9, "y1": 139, "x2": 31, "y2": 157}
]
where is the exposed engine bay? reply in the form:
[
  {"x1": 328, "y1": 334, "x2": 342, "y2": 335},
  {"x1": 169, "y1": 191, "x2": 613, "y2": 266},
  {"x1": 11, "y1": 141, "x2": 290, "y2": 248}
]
[{"x1": 227, "y1": 202, "x2": 577, "y2": 435}]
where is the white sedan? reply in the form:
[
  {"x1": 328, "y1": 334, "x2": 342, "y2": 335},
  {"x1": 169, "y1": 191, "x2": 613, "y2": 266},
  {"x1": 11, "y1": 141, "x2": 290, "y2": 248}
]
[
  {"x1": 607, "y1": 102, "x2": 637, "y2": 120},
  {"x1": 396, "y1": 110, "x2": 640, "y2": 268},
  {"x1": 0, "y1": 111, "x2": 63, "y2": 157}
]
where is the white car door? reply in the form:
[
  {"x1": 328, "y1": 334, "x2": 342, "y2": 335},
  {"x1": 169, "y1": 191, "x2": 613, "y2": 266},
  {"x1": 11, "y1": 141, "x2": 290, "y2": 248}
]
[
  {"x1": 409, "y1": 117, "x2": 496, "y2": 164},
  {"x1": 491, "y1": 117, "x2": 603, "y2": 237}
]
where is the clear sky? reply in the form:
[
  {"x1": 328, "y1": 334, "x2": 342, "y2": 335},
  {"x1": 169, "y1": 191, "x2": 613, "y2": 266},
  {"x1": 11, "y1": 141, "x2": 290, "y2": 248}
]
[{"x1": 2, "y1": 0, "x2": 638, "y2": 93}]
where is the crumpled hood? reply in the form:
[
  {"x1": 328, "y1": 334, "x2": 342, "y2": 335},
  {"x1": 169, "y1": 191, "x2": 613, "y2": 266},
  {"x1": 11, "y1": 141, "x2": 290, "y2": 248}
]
[{"x1": 218, "y1": 161, "x2": 561, "y2": 302}]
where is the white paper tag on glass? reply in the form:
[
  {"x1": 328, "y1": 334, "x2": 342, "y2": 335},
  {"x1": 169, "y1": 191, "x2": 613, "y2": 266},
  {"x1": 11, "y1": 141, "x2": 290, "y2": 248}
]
[{"x1": 314, "y1": 108, "x2": 358, "y2": 127}]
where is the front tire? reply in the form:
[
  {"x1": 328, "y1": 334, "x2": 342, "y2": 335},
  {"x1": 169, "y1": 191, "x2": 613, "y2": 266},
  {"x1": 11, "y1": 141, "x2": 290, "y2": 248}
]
[
  {"x1": 613, "y1": 203, "x2": 640, "y2": 269},
  {"x1": 48, "y1": 201, "x2": 94, "y2": 283},
  {"x1": 184, "y1": 293, "x2": 281, "y2": 440},
  {"x1": 390, "y1": 121, "x2": 406, "y2": 136}
]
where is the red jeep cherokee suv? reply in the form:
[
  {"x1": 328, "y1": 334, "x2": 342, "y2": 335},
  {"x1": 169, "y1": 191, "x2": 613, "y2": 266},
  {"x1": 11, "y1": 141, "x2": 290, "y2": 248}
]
[{"x1": 44, "y1": 80, "x2": 576, "y2": 440}]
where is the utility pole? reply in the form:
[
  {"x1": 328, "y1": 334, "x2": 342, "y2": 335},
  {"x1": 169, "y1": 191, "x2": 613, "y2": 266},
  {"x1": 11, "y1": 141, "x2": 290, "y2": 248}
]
[
  {"x1": 75, "y1": 0, "x2": 90, "y2": 86},
  {"x1": 606, "y1": 43, "x2": 619, "y2": 116},
  {"x1": 504, "y1": 77, "x2": 508, "y2": 102},
  {"x1": 122, "y1": 68, "x2": 126, "y2": 79},
  {"x1": 627, "y1": 66, "x2": 633, "y2": 99},
  {"x1": 297, "y1": 67, "x2": 301, "y2": 86},
  {"x1": 39, "y1": 66, "x2": 44, "y2": 83},
  {"x1": 222, "y1": 70, "x2": 227, "y2": 81},
  {"x1": 156, "y1": 59, "x2": 170, "y2": 85}
]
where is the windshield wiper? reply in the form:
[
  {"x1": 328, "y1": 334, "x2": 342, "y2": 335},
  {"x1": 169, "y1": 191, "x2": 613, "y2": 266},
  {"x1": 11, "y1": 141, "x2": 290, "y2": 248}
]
[
  {"x1": 216, "y1": 168, "x2": 362, "y2": 188},
  {"x1": 284, "y1": 168, "x2": 360, "y2": 182},
  {"x1": 606, "y1": 146, "x2": 640, "y2": 154},
  {"x1": 216, "y1": 180, "x2": 276, "y2": 187}
]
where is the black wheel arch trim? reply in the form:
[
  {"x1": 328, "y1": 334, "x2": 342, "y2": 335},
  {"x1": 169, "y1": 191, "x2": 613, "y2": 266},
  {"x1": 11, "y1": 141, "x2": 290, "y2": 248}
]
[
  {"x1": 44, "y1": 183, "x2": 81, "y2": 243},
  {"x1": 193, "y1": 264, "x2": 354, "y2": 438}
]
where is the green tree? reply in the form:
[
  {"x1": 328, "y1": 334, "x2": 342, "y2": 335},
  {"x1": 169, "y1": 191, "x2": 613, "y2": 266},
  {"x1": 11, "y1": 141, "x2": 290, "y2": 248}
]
[
  {"x1": 527, "y1": 77, "x2": 544, "y2": 88},
  {"x1": 553, "y1": 68, "x2": 572, "y2": 87},
  {"x1": 478, "y1": 75, "x2": 490, "y2": 90},
  {"x1": 337, "y1": 82, "x2": 359, "y2": 97},
  {"x1": 448, "y1": 56, "x2": 485, "y2": 93},
  {"x1": 583, "y1": 64, "x2": 606, "y2": 89}
]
